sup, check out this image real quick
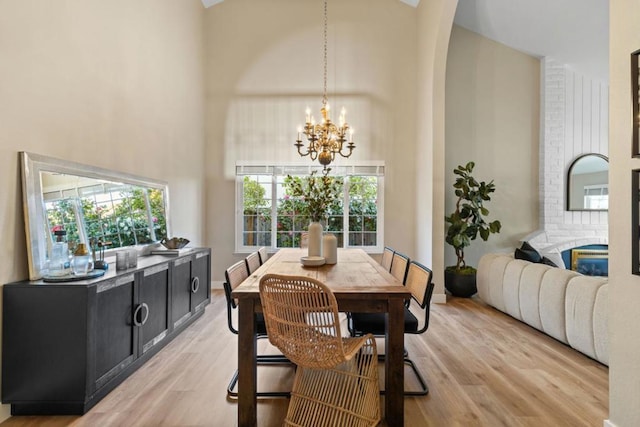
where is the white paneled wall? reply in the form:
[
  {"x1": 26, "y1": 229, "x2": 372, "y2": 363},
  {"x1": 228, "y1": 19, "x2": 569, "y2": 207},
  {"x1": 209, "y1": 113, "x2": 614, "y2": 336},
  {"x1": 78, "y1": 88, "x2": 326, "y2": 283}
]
[{"x1": 536, "y1": 58, "x2": 608, "y2": 246}]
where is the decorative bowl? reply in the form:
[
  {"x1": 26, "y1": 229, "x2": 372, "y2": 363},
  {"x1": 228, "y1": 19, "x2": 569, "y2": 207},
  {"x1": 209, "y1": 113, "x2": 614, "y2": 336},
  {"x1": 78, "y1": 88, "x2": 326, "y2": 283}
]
[
  {"x1": 160, "y1": 237, "x2": 190, "y2": 250},
  {"x1": 300, "y1": 256, "x2": 325, "y2": 267}
]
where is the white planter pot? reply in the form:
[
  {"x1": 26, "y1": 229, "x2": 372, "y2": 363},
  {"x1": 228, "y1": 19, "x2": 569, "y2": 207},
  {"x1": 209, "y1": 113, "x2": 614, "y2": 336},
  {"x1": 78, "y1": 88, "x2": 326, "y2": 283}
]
[{"x1": 323, "y1": 233, "x2": 337, "y2": 264}]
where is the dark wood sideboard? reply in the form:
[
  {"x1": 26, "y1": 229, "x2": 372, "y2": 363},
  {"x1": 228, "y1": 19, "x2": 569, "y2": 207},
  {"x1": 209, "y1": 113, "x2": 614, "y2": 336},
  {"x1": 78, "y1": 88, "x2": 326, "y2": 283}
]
[{"x1": 2, "y1": 248, "x2": 211, "y2": 415}]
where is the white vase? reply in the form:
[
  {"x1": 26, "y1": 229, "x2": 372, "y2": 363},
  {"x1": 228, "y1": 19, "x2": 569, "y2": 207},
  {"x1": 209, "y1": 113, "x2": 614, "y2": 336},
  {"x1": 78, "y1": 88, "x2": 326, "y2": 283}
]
[
  {"x1": 308, "y1": 221, "x2": 323, "y2": 257},
  {"x1": 323, "y1": 233, "x2": 337, "y2": 264}
]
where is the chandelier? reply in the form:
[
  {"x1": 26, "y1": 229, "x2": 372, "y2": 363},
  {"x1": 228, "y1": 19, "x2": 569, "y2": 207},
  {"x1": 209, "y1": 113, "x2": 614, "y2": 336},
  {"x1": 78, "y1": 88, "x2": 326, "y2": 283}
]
[{"x1": 295, "y1": 0, "x2": 355, "y2": 171}]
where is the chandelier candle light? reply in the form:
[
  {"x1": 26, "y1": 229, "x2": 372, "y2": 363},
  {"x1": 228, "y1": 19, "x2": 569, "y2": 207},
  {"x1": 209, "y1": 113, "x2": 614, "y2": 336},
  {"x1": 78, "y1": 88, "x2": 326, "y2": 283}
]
[{"x1": 295, "y1": 0, "x2": 355, "y2": 170}]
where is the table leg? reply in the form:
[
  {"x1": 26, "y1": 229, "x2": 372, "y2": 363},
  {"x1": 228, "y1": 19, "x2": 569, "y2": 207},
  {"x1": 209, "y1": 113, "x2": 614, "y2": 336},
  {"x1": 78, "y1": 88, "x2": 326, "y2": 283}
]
[
  {"x1": 386, "y1": 296, "x2": 405, "y2": 426},
  {"x1": 237, "y1": 298, "x2": 257, "y2": 427}
]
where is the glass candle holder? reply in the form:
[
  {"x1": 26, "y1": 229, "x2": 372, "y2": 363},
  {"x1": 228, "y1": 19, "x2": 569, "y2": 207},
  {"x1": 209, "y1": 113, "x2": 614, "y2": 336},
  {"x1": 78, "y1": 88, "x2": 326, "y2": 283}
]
[
  {"x1": 116, "y1": 251, "x2": 129, "y2": 271},
  {"x1": 128, "y1": 249, "x2": 138, "y2": 268}
]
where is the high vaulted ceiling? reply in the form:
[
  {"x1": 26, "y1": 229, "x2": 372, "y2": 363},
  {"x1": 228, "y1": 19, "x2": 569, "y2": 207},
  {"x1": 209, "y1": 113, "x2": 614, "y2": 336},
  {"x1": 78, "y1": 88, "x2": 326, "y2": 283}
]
[
  {"x1": 454, "y1": 0, "x2": 608, "y2": 81},
  {"x1": 201, "y1": 0, "x2": 608, "y2": 81}
]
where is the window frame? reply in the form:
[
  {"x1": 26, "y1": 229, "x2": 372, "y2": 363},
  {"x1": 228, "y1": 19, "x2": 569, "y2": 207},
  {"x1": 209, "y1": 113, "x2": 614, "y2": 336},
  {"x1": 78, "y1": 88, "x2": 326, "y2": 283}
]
[{"x1": 235, "y1": 162, "x2": 385, "y2": 254}]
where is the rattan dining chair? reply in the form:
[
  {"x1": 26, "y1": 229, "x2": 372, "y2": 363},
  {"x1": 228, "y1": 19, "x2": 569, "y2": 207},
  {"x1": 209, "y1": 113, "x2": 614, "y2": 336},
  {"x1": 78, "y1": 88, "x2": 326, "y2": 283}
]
[
  {"x1": 349, "y1": 261, "x2": 435, "y2": 396},
  {"x1": 223, "y1": 261, "x2": 290, "y2": 398},
  {"x1": 390, "y1": 251, "x2": 410, "y2": 284},
  {"x1": 259, "y1": 274, "x2": 381, "y2": 427},
  {"x1": 245, "y1": 251, "x2": 261, "y2": 274},
  {"x1": 380, "y1": 246, "x2": 395, "y2": 272}
]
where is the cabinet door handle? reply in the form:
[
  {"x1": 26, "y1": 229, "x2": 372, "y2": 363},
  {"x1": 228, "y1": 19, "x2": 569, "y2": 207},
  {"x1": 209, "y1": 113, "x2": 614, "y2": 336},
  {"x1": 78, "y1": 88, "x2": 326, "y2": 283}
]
[
  {"x1": 191, "y1": 276, "x2": 200, "y2": 294},
  {"x1": 133, "y1": 303, "x2": 150, "y2": 326}
]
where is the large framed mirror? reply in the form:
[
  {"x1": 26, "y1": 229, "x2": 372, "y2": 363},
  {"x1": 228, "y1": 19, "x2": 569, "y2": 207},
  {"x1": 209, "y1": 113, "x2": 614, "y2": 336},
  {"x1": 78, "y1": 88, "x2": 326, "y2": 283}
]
[
  {"x1": 21, "y1": 152, "x2": 171, "y2": 280},
  {"x1": 566, "y1": 153, "x2": 609, "y2": 211}
]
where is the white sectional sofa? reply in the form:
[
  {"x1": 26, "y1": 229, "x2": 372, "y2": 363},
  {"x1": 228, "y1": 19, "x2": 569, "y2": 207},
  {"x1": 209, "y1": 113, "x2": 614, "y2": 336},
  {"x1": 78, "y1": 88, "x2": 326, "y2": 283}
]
[{"x1": 477, "y1": 253, "x2": 609, "y2": 366}]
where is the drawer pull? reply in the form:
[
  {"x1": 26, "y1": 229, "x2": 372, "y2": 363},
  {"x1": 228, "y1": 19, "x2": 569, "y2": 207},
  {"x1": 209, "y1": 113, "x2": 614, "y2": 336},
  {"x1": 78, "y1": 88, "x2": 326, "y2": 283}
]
[
  {"x1": 133, "y1": 303, "x2": 150, "y2": 326},
  {"x1": 191, "y1": 276, "x2": 200, "y2": 294}
]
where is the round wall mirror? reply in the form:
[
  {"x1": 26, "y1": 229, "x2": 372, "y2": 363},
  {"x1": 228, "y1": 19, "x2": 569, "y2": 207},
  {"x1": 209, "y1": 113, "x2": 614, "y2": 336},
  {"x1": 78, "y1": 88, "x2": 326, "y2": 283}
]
[{"x1": 567, "y1": 153, "x2": 609, "y2": 211}]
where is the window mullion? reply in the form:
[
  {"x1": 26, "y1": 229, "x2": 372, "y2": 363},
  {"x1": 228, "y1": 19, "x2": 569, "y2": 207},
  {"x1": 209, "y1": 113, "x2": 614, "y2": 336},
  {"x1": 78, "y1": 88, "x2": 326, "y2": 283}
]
[
  {"x1": 343, "y1": 176, "x2": 350, "y2": 248},
  {"x1": 271, "y1": 173, "x2": 277, "y2": 250}
]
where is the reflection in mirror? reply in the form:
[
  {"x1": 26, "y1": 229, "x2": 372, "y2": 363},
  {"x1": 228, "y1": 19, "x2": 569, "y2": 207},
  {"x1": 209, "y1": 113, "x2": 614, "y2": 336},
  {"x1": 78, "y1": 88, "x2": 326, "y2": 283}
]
[
  {"x1": 567, "y1": 154, "x2": 609, "y2": 211},
  {"x1": 21, "y1": 152, "x2": 171, "y2": 280}
]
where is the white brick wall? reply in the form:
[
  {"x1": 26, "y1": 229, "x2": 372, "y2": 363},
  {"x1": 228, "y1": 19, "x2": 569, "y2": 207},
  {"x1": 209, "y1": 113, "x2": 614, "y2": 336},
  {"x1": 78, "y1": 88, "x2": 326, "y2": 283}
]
[{"x1": 535, "y1": 58, "x2": 608, "y2": 248}]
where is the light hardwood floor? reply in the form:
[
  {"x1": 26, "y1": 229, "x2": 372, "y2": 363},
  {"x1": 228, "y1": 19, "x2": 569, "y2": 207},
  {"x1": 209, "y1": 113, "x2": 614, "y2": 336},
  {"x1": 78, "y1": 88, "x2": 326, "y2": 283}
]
[{"x1": 0, "y1": 290, "x2": 608, "y2": 427}]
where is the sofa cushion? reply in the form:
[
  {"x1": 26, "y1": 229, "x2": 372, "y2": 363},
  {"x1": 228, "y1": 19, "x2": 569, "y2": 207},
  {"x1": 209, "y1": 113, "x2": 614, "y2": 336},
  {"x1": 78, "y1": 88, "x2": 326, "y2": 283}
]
[
  {"x1": 593, "y1": 284, "x2": 609, "y2": 365},
  {"x1": 565, "y1": 276, "x2": 608, "y2": 361},
  {"x1": 502, "y1": 260, "x2": 529, "y2": 320},
  {"x1": 476, "y1": 253, "x2": 511, "y2": 310},
  {"x1": 515, "y1": 242, "x2": 559, "y2": 267},
  {"x1": 519, "y1": 263, "x2": 550, "y2": 330},
  {"x1": 515, "y1": 241, "x2": 543, "y2": 263},
  {"x1": 539, "y1": 268, "x2": 579, "y2": 344}
]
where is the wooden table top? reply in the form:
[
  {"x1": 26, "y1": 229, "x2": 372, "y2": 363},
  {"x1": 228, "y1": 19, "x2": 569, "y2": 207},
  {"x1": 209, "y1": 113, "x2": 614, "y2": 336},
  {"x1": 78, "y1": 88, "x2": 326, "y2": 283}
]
[{"x1": 232, "y1": 248, "x2": 410, "y2": 300}]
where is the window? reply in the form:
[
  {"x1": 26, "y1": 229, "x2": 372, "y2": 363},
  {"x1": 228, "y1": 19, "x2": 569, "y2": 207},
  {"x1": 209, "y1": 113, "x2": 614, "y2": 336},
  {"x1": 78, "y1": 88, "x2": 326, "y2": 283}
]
[{"x1": 236, "y1": 164, "x2": 384, "y2": 253}]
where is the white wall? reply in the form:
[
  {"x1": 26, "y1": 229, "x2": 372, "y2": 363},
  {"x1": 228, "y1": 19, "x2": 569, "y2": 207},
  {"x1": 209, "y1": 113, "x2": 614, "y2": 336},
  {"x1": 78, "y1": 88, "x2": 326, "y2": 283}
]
[
  {"x1": 444, "y1": 25, "x2": 540, "y2": 269},
  {"x1": 537, "y1": 58, "x2": 608, "y2": 245},
  {"x1": 0, "y1": 1, "x2": 206, "y2": 421},
  {"x1": 609, "y1": 1, "x2": 640, "y2": 425},
  {"x1": 204, "y1": 0, "x2": 421, "y2": 283}
]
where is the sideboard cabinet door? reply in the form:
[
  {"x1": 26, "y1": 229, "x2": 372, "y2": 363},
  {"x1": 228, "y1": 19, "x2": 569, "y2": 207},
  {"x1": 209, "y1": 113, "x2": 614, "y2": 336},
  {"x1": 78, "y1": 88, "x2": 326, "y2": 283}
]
[
  {"x1": 171, "y1": 256, "x2": 192, "y2": 329},
  {"x1": 139, "y1": 264, "x2": 170, "y2": 354},
  {"x1": 191, "y1": 250, "x2": 210, "y2": 314},
  {"x1": 171, "y1": 249, "x2": 211, "y2": 330},
  {"x1": 93, "y1": 274, "x2": 137, "y2": 391}
]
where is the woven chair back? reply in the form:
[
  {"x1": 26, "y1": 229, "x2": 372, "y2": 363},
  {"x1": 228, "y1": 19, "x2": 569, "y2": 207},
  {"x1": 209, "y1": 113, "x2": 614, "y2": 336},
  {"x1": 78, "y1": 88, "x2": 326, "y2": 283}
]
[
  {"x1": 257, "y1": 247, "x2": 268, "y2": 265},
  {"x1": 390, "y1": 252, "x2": 410, "y2": 284},
  {"x1": 245, "y1": 251, "x2": 261, "y2": 274},
  {"x1": 259, "y1": 274, "x2": 346, "y2": 369},
  {"x1": 380, "y1": 247, "x2": 394, "y2": 272},
  {"x1": 405, "y1": 261, "x2": 433, "y2": 307},
  {"x1": 225, "y1": 260, "x2": 249, "y2": 291}
]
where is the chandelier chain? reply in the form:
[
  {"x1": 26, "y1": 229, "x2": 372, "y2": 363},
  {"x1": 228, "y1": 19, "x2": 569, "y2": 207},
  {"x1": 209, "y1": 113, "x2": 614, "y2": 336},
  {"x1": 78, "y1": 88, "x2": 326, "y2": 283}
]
[
  {"x1": 323, "y1": 0, "x2": 328, "y2": 106},
  {"x1": 294, "y1": 0, "x2": 356, "y2": 170}
]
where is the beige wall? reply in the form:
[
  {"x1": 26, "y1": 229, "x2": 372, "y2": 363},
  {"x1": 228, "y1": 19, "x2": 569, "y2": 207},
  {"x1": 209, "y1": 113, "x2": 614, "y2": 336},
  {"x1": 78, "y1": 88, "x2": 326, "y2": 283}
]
[
  {"x1": 609, "y1": 1, "x2": 640, "y2": 425},
  {"x1": 444, "y1": 25, "x2": 540, "y2": 269},
  {"x1": 416, "y1": 0, "x2": 458, "y2": 303},
  {"x1": 204, "y1": 0, "x2": 422, "y2": 282},
  {"x1": 0, "y1": 0, "x2": 205, "y2": 419}
]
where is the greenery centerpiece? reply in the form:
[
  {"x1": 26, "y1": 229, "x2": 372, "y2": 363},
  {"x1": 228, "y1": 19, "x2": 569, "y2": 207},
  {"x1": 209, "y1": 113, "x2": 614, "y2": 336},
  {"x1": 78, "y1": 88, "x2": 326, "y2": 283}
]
[
  {"x1": 285, "y1": 171, "x2": 342, "y2": 222},
  {"x1": 444, "y1": 161, "x2": 501, "y2": 297},
  {"x1": 286, "y1": 171, "x2": 342, "y2": 256}
]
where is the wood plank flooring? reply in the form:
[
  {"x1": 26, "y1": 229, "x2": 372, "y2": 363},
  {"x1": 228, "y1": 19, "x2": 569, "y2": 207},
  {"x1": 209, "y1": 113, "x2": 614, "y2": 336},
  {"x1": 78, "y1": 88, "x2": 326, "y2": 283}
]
[{"x1": 0, "y1": 290, "x2": 608, "y2": 426}]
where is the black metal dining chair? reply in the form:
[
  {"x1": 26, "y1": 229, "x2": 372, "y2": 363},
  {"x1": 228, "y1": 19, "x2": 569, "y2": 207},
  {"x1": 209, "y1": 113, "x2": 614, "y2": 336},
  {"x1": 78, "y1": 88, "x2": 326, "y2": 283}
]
[
  {"x1": 349, "y1": 260, "x2": 435, "y2": 395},
  {"x1": 223, "y1": 260, "x2": 290, "y2": 398}
]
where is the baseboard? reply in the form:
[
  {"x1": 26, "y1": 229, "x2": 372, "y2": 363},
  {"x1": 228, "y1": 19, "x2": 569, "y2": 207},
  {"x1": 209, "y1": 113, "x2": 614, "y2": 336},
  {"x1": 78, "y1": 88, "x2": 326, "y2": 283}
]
[
  {"x1": 604, "y1": 419, "x2": 617, "y2": 427},
  {"x1": 432, "y1": 293, "x2": 447, "y2": 304},
  {"x1": 211, "y1": 280, "x2": 224, "y2": 289}
]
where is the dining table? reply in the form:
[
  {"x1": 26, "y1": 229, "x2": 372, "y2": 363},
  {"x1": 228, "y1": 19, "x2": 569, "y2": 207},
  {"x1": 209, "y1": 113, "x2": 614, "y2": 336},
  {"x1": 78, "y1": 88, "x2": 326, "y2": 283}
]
[{"x1": 231, "y1": 248, "x2": 411, "y2": 427}]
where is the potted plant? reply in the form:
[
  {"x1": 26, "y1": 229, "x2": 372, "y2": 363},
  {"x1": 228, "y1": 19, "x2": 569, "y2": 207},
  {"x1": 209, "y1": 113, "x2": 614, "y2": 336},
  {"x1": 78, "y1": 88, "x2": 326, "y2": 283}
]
[
  {"x1": 444, "y1": 161, "x2": 501, "y2": 297},
  {"x1": 285, "y1": 171, "x2": 342, "y2": 256}
]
